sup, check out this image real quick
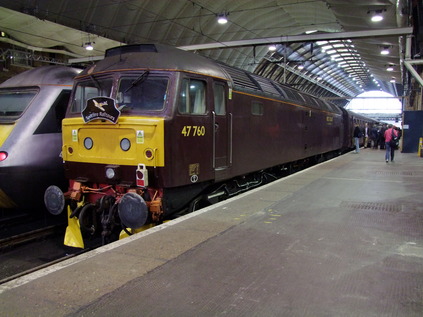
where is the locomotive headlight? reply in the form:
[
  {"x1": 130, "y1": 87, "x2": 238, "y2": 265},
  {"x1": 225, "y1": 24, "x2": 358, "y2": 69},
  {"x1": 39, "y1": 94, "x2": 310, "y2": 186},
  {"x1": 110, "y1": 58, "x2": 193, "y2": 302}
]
[
  {"x1": 105, "y1": 165, "x2": 120, "y2": 180},
  {"x1": 120, "y1": 138, "x2": 131, "y2": 151},
  {"x1": 106, "y1": 168, "x2": 115, "y2": 179},
  {"x1": 84, "y1": 137, "x2": 93, "y2": 150}
]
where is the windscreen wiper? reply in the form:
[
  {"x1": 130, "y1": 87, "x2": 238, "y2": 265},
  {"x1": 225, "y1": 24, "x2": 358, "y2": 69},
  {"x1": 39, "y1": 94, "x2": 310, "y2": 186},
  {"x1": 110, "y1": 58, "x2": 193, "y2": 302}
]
[
  {"x1": 89, "y1": 75, "x2": 101, "y2": 90},
  {"x1": 124, "y1": 71, "x2": 149, "y2": 93}
]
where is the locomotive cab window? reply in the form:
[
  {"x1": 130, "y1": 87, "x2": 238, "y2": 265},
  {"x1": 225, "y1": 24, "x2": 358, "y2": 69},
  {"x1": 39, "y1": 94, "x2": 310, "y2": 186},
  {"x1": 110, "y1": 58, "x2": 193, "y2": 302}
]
[
  {"x1": 178, "y1": 79, "x2": 206, "y2": 115},
  {"x1": 213, "y1": 83, "x2": 226, "y2": 115},
  {"x1": 117, "y1": 75, "x2": 168, "y2": 112},
  {"x1": 0, "y1": 88, "x2": 38, "y2": 122},
  {"x1": 70, "y1": 77, "x2": 113, "y2": 113}
]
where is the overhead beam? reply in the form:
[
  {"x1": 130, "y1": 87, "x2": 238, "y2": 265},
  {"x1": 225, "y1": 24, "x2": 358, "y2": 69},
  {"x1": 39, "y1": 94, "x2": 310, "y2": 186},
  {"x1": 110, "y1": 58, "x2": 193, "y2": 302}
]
[
  {"x1": 178, "y1": 27, "x2": 413, "y2": 51},
  {"x1": 0, "y1": 37, "x2": 82, "y2": 58},
  {"x1": 403, "y1": 59, "x2": 423, "y2": 87},
  {"x1": 323, "y1": 96, "x2": 406, "y2": 100},
  {"x1": 69, "y1": 27, "x2": 413, "y2": 64}
]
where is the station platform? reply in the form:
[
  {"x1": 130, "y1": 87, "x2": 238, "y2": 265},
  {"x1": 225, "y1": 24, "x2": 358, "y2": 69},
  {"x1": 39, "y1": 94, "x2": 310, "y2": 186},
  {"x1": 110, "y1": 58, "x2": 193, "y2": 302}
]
[{"x1": 1, "y1": 149, "x2": 422, "y2": 316}]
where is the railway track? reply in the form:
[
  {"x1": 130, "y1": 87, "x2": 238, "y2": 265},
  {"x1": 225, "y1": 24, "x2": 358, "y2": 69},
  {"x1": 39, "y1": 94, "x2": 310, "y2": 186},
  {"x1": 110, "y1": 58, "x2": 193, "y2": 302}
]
[
  {"x1": 0, "y1": 225, "x2": 62, "y2": 249},
  {"x1": 0, "y1": 243, "x2": 88, "y2": 285},
  {"x1": 0, "y1": 223, "x2": 77, "y2": 283}
]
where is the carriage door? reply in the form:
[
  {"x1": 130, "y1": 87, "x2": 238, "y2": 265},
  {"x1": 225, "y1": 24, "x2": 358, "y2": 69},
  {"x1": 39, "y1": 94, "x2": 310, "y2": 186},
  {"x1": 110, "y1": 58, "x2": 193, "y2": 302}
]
[{"x1": 213, "y1": 81, "x2": 230, "y2": 171}]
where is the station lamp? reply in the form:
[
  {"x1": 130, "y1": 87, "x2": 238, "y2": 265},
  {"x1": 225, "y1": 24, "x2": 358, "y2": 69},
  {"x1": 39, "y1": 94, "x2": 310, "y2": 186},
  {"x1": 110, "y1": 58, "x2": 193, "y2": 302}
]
[
  {"x1": 217, "y1": 13, "x2": 228, "y2": 24},
  {"x1": 386, "y1": 64, "x2": 394, "y2": 71},
  {"x1": 84, "y1": 42, "x2": 94, "y2": 51},
  {"x1": 268, "y1": 44, "x2": 277, "y2": 51},
  {"x1": 380, "y1": 46, "x2": 390, "y2": 55},
  {"x1": 368, "y1": 9, "x2": 385, "y2": 22}
]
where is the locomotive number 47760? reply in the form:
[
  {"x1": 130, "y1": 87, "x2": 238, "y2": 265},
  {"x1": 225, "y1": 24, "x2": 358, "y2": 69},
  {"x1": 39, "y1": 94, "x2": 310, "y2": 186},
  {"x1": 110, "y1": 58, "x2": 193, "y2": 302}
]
[{"x1": 181, "y1": 125, "x2": 206, "y2": 137}]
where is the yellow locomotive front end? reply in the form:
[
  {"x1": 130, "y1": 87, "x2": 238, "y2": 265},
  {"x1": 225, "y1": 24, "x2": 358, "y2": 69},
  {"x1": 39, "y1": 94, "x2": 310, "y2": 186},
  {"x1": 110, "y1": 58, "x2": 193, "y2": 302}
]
[
  {"x1": 62, "y1": 116, "x2": 165, "y2": 175},
  {"x1": 45, "y1": 68, "x2": 172, "y2": 247}
]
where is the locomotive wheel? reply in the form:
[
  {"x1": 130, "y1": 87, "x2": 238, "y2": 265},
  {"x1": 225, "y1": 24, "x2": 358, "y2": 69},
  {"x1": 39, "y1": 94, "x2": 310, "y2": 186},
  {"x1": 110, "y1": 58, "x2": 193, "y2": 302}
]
[{"x1": 78, "y1": 203, "x2": 97, "y2": 235}]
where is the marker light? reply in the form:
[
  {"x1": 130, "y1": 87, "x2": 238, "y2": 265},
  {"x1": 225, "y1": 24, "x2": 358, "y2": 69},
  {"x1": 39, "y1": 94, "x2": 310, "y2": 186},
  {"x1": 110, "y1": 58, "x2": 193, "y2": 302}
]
[
  {"x1": 144, "y1": 148, "x2": 154, "y2": 160},
  {"x1": 0, "y1": 151, "x2": 7, "y2": 161}
]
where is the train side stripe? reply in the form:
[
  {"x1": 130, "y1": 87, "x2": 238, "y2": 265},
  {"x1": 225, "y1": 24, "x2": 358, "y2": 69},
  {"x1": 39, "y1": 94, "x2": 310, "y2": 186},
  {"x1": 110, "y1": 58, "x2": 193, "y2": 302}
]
[{"x1": 0, "y1": 124, "x2": 15, "y2": 147}]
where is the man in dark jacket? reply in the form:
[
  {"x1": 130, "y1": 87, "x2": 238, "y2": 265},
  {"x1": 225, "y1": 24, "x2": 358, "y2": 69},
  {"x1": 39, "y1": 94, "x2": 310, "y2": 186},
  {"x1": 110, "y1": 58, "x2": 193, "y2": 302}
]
[
  {"x1": 370, "y1": 125, "x2": 379, "y2": 149},
  {"x1": 353, "y1": 124, "x2": 361, "y2": 153}
]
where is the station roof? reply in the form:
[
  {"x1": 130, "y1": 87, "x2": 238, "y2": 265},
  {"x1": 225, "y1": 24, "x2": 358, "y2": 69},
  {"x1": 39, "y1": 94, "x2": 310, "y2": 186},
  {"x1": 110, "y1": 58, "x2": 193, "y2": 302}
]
[{"x1": 0, "y1": 0, "x2": 420, "y2": 107}]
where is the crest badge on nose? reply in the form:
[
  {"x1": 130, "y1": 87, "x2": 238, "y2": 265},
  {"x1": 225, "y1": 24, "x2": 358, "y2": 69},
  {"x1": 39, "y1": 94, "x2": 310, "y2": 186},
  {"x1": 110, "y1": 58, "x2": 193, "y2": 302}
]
[{"x1": 82, "y1": 97, "x2": 121, "y2": 124}]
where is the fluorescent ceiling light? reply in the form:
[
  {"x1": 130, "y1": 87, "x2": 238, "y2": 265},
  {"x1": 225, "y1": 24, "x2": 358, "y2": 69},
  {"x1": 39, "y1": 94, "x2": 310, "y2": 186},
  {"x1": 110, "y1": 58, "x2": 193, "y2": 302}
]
[
  {"x1": 380, "y1": 47, "x2": 390, "y2": 55},
  {"x1": 84, "y1": 42, "x2": 94, "y2": 51},
  {"x1": 371, "y1": 11, "x2": 383, "y2": 22},
  {"x1": 268, "y1": 44, "x2": 276, "y2": 51},
  {"x1": 217, "y1": 13, "x2": 228, "y2": 24}
]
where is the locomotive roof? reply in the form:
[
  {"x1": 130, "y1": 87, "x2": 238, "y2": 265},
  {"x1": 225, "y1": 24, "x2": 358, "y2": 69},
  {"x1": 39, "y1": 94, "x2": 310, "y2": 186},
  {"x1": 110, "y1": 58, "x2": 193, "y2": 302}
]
[
  {"x1": 80, "y1": 44, "x2": 342, "y2": 115},
  {"x1": 80, "y1": 44, "x2": 231, "y2": 81},
  {"x1": 0, "y1": 65, "x2": 80, "y2": 87}
]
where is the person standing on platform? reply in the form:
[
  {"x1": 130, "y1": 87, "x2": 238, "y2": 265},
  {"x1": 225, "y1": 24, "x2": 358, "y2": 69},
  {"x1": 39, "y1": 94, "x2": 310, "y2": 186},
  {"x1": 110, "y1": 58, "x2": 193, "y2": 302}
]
[
  {"x1": 370, "y1": 124, "x2": 379, "y2": 149},
  {"x1": 379, "y1": 124, "x2": 387, "y2": 150},
  {"x1": 364, "y1": 123, "x2": 369, "y2": 148},
  {"x1": 353, "y1": 124, "x2": 361, "y2": 153},
  {"x1": 384, "y1": 124, "x2": 399, "y2": 163}
]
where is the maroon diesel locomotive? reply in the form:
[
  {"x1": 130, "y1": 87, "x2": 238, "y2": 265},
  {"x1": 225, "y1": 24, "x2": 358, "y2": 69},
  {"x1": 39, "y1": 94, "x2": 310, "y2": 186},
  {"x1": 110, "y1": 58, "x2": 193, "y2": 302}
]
[{"x1": 44, "y1": 44, "x2": 374, "y2": 247}]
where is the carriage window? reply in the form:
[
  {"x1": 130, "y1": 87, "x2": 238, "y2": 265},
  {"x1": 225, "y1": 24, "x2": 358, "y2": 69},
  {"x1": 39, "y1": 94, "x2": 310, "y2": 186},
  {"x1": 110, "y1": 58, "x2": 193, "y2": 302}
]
[
  {"x1": 70, "y1": 77, "x2": 113, "y2": 113},
  {"x1": 0, "y1": 88, "x2": 38, "y2": 122},
  {"x1": 251, "y1": 101, "x2": 264, "y2": 115},
  {"x1": 117, "y1": 75, "x2": 168, "y2": 112},
  {"x1": 214, "y1": 83, "x2": 226, "y2": 115},
  {"x1": 178, "y1": 79, "x2": 206, "y2": 115}
]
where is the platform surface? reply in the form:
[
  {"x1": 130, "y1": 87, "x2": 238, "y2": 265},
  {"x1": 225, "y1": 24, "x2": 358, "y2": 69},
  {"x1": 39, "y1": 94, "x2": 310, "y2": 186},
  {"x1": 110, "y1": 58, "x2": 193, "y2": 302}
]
[{"x1": 1, "y1": 149, "x2": 423, "y2": 316}]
